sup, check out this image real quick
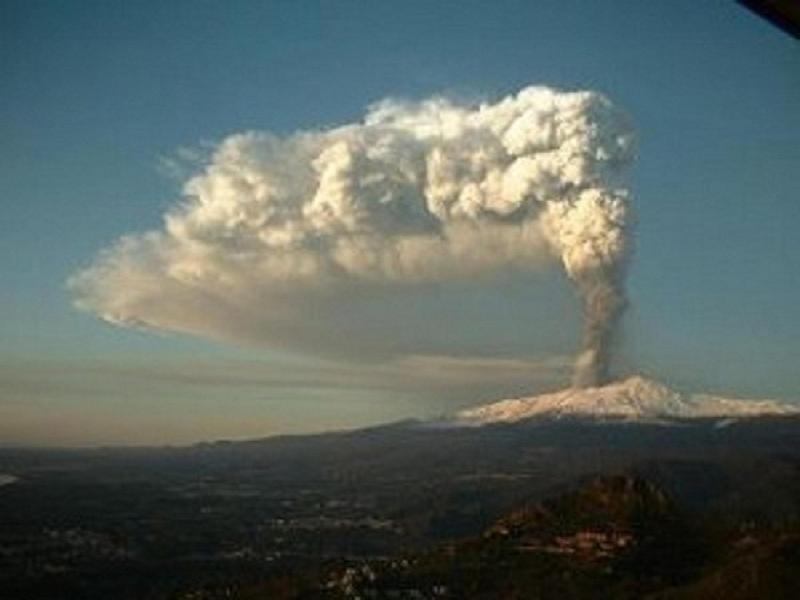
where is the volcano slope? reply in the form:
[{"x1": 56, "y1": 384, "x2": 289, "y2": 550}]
[{"x1": 454, "y1": 376, "x2": 799, "y2": 425}]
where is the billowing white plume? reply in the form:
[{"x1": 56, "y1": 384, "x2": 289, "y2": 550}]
[{"x1": 70, "y1": 86, "x2": 635, "y2": 385}]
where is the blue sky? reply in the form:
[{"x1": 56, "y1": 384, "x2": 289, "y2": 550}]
[{"x1": 1, "y1": 1, "x2": 798, "y2": 446}]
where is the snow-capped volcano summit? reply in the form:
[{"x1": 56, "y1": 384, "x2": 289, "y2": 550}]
[{"x1": 455, "y1": 376, "x2": 799, "y2": 425}]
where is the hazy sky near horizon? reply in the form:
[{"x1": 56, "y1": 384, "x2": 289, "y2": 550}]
[{"x1": 2, "y1": 1, "x2": 799, "y2": 446}]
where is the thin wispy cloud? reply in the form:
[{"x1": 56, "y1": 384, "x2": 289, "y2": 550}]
[
  {"x1": 0, "y1": 354, "x2": 569, "y2": 446},
  {"x1": 0, "y1": 354, "x2": 570, "y2": 402}
]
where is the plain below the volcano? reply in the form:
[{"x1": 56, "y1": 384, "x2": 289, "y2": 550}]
[{"x1": 455, "y1": 376, "x2": 799, "y2": 425}]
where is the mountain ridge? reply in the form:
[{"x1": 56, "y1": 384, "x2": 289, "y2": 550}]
[{"x1": 454, "y1": 376, "x2": 799, "y2": 425}]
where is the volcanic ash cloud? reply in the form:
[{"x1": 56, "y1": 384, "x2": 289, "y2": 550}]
[{"x1": 70, "y1": 86, "x2": 635, "y2": 385}]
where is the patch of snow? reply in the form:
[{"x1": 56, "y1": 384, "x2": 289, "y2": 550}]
[{"x1": 454, "y1": 376, "x2": 799, "y2": 425}]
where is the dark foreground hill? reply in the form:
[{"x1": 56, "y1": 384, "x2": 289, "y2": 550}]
[
  {"x1": 251, "y1": 474, "x2": 800, "y2": 599},
  {"x1": 1, "y1": 416, "x2": 800, "y2": 598}
]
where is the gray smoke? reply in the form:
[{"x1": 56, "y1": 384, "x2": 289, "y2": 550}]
[{"x1": 571, "y1": 270, "x2": 628, "y2": 387}]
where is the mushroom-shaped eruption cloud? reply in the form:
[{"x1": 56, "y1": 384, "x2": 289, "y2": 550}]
[{"x1": 70, "y1": 86, "x2": 635, "y2": 387}]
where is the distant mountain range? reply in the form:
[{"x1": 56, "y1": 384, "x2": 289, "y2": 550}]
[{"x1": 453, "y1": 376, "x2": 799, "y2": 425}]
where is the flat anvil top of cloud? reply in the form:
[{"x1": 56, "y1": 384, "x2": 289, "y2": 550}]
[{"x1": 70, "y1": 86, "x2": 634, "y2": 375}]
